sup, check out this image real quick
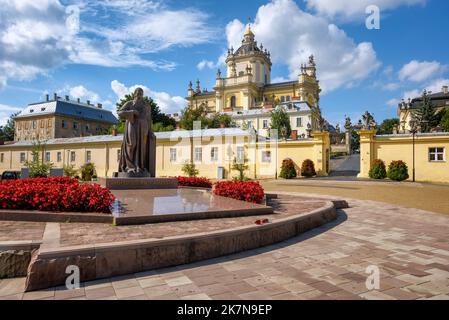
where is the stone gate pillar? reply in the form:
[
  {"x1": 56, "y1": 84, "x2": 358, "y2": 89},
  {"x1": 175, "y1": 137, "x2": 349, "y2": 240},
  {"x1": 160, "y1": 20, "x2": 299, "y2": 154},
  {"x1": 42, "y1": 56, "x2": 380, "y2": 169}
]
[{"x1": 357, "y1": 129, "x2": 376, "y2": 178}]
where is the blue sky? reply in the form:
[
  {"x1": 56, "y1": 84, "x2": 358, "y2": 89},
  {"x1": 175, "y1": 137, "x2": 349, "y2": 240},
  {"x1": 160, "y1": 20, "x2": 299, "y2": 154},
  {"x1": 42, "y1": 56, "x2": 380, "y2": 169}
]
[{"x1": 0, "y1": 0, "x2": 448, "y2": 128}]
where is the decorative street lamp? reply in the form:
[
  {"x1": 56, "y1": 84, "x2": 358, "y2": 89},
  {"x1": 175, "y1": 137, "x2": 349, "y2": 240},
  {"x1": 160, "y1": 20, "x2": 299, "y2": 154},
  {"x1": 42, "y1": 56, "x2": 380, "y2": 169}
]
[{"x1": 409, "y1": 120, "x2": 417, "y2": 182}]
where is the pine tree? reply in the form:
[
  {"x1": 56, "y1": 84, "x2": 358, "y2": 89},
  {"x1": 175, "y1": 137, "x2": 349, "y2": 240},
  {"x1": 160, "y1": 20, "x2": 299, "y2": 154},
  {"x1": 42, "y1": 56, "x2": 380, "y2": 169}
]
[
  {"x1": 270, "y1": 106, "x2": 291, "y2": 139},
  {"x1": 413, "y1": 90, "x2": 440, "y2": 132}
]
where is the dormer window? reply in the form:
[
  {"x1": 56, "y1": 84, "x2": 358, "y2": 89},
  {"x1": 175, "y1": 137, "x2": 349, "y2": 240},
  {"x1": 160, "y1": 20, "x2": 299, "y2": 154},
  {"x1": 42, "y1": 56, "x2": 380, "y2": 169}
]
[
  {"x1": 41, "y1": 107, "x2": 46, "y2": 111},
  {"x1": 30, "y1": 109, "x2": 34, "y2": 113}
]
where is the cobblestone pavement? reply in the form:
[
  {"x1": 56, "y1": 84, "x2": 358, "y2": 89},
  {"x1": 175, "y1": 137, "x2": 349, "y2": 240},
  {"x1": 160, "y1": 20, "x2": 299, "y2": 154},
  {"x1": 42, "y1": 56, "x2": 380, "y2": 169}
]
[{"x1": 1, "y1": 194, "x2": 449, "y2": 300}]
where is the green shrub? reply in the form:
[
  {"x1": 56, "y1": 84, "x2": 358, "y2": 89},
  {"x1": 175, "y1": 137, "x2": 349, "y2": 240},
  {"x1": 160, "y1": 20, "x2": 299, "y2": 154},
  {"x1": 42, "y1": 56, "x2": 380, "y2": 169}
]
[
  {"x1": 301, "y1": 159, "x2": 316, "y2": 178},
  {"x1": 181, "y1": 161, "x2": 199, "y2": 177},
  {"x1": 25, "y1": 141, "x2": 53, "y2": 178},
  {"x1": 387, "y1": 160, "x2": 409, "y2": 181},
  {"x1": 369, "y1": 159, "x2": 387, "y2": 179},
  {"x1": 279, "y1": 159, "x2": 297, "y2": 179},
  {"x1": 63, "y1": 165, "x2": 78, "y2": 178},
  {"x1": 80, "y1": 163, "x2": 96, "y2": 182}
]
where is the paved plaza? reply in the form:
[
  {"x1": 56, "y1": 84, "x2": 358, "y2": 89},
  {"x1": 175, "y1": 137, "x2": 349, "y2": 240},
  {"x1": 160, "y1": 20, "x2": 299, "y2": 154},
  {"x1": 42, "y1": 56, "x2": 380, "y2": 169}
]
[{"x1": 1, "y1": 190, "x2": 449, "y2": 300}]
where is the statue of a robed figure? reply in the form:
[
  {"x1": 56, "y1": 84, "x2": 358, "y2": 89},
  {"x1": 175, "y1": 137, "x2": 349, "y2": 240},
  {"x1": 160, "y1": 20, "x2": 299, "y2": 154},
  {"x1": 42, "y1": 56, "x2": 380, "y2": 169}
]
[{"x1": 117, "y1": 87, "x2": 156, "y2": 178}]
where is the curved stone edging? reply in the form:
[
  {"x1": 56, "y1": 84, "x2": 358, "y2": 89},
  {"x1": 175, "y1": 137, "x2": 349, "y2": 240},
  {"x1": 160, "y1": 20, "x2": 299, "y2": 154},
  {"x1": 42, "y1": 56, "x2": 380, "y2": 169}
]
[{"x1": 24, "y1": 201, "x2": 338, "y2": 291}]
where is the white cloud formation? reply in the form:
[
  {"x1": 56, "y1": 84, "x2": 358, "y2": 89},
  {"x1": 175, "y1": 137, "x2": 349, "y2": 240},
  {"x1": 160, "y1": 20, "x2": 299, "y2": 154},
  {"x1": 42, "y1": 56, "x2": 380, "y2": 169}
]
[
  {"x1": 197, "y1": 60, "x2": 217, "y2": 71},
  {"x1": 0, "y1": 104, "x2": 22, "y2": 126},
  {"x1": 111, "y1": 80, "x2": 187, "y2": 114},
  {"x1": 386, "y1": 98, "x2": 400, "y2": 107},
  {"x1": 223, "y1": 0, "x2": 380, "y2": 93},
  {"x1": 67, "y1": 85, "x2": 100, "y2": 102},
  {"x1": 305, "y1": 0, "x2": 426, "y2": 21},
  {"x1": 403, "y1": 78, "x2": 449, "y2": 100},
  {"x1": 0, "y1": 0, "x2": 214, "y2": 88},
  {"x1": 398, "y1": 60, "x2": 445, "y2": 82}
]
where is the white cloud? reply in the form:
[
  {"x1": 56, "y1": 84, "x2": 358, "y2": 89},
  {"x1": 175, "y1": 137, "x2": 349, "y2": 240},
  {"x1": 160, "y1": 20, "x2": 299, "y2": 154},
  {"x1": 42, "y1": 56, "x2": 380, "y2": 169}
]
[
  {"x1": 0, "y1": 0, "x2": 213, "y2": 87},
  {"x1": 383, "y1": 82, "x2": 401, "y2": 91},
  {"x1": 398, "y1": 60, "x2": 445, "y2": 82},
  {"x1": 386, "y1": 98, "x2": 400, "y2": 107},
  {"x1": 197, "y1": 60, "x2": 217, "y2": 71},
  {"x1": 305, "y1": 0, "x2": 426, "y2": 21},
  {"x1": 0, "y1": 104, "x2": 22, "y2": 126},
  {"x1": 111, "y1": 80, "x2": 187, "y2": 114},
  {"x1": 223, "y1": 0, "x2": 380, "y2": 93},
  {"x1": 402, "y1": 78, "x2": 449, "y2": 100},
  {"x1": 67, "y1": 85, "x2": 100, "y2": 102}
]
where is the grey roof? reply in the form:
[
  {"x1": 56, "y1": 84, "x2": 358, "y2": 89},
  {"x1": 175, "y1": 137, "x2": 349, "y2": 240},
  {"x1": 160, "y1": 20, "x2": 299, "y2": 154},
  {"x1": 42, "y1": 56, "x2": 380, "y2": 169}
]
[
  {"x1": 224, "y1": 102, "x2": 311, "y2": 118},
  {"x1": 14, "y1": 100, "x2": 118, "y2": 124},
  {"x1": 2, "y1": 128, "x2": 252, "y2": 148}
]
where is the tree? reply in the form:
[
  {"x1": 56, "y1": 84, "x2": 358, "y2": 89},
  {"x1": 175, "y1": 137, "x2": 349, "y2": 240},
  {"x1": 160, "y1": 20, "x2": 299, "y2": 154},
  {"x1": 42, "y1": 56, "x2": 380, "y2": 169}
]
[
  {"x1": 270, "y1": 106, "x2": 291, "y2": 139},
  {"x1": 179, "y1": 105, "x2": 210, "y2": 130},
  {"x1": 440, "y1": 108, "x2": 449, "y2": 132},
  {"x1": 210, "y1": 113, "x2": 234, "y2": 128},
  {"x1": 0, "y1": 112, "x2": 19, "y2": 141},
  {"x1": 413, "y1": 90, "x2": 441, "y2": 133},
  {"x1": 377, "y1": 118, "x2": 399, "y2": 135},
  {"x1": 232, "y1": 157, "x2": 249, "y2": 181},
  {"x1": 115, "y1": 94, "x2": 176, "y2": 133},
  {"x1": 181, "y1": 161, "x2": 199, "y2": 177},
  {"x1": 25, "y1": 140, "x2": 53, "y2": 178}
]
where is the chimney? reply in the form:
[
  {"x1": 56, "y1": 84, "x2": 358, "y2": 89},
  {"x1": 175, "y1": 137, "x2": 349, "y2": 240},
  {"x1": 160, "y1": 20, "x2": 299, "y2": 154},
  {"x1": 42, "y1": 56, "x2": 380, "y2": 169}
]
[
  {"x1": 97, "y1": 103, "x2": 102, "y2": 109},
  {"x1": 112, "y1": 126, "x2": 117, "y2": 136},
  {"x1": 45, "y1": 94, "x2": 49, "y2": 101},
  {"x1": 65, "y1": 95, "x2": 70, "y2": 101},
  {"x1": 77, "y1": 98, "x2": 80, "y2": 103},
  {"x1": 443, "y1": 86, "x2": 448, "y2": 95},
  {"x1": 54, "y1": 93, "x2": 58, "y2": 100},
  {"x1": 87, "y1": 100, "x2": 90, "y2": 105}
]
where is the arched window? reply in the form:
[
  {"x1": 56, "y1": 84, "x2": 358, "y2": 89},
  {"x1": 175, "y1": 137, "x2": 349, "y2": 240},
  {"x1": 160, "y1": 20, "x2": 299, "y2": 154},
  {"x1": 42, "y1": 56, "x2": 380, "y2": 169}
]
[{"x1": 230, "y1": 96, "x2": 236, "y2": 108}]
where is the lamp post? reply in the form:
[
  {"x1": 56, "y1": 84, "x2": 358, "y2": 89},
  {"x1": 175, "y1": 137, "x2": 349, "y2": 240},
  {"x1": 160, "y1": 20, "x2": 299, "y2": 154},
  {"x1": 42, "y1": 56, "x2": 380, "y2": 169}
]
[{"x1": 409, "y1": 120, "x2": 417, "y2": 182}]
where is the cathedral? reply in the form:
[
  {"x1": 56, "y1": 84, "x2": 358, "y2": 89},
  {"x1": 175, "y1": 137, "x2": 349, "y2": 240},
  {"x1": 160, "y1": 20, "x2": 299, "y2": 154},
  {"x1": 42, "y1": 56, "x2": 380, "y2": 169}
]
[{"x1": 186, "y1": 23, "x2": 324, "y2": 138}]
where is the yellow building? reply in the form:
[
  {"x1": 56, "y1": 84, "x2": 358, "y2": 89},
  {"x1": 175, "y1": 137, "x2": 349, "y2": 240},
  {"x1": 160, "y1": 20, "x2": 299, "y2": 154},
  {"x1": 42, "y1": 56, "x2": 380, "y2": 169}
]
[
  {"x1": 0, "y1": 129, "x2": 330, "y2": 180},
  {"x1": 13, "y1": 93, "x2": 118, "y2": 141},
  {"x1": 186, "y1": 23, "x2": 323, "y2": 137},
  {"x1": 397, "y1": 86, "x2": 449, "y2": 133},
  {"x1": 358, "y1": 130, "x2": 449, "y2": 183}
]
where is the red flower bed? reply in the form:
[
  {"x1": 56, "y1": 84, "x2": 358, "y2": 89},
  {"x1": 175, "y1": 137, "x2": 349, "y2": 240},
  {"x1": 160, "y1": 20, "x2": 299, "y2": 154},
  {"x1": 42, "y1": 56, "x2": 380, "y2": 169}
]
[
  {"x1": 213, "y1": 181, "x2": 265, "y2": 204},
  {"x1": 0, "y1": 177, "x2": 114, "y2": 213},
  {"x1": 176, "y1": 176, "x2": 213, "y2": 189}
]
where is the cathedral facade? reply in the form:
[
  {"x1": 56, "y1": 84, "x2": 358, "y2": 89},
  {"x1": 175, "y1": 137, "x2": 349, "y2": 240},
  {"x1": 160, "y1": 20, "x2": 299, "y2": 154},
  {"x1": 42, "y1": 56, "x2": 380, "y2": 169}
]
[{"x1": 186, "y1": 23, "x2": 324, "y2": 138}]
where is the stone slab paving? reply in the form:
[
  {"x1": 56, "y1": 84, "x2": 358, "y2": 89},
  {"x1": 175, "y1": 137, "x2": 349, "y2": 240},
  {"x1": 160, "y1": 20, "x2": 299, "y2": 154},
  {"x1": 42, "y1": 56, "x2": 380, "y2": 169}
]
[{"x1": 1, "y1": 193, "x2": 449, "y2": 300}]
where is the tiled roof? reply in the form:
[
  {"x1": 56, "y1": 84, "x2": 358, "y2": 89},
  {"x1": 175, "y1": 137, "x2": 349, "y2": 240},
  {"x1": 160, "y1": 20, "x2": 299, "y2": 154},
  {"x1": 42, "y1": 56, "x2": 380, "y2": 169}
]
[{"x1": 14, "y1": 100, "x2": 118, "y2": 124}]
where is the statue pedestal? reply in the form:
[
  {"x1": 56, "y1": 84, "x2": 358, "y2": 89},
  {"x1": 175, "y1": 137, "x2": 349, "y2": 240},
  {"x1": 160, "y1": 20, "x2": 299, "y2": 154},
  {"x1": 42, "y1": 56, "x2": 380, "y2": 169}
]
[{"x1": 98, "y1": 177, "x2": 178, "y2": 190}]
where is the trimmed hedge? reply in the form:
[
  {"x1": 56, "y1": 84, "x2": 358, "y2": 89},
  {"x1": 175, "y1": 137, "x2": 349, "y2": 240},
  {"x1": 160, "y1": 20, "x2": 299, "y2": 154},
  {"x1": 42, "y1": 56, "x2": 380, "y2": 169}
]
[
  {"x1": 369, "y1": 159, "x2": 387, "y2": 179},
  {"x1": 279, "y1": 159, "x2": 297, "y2": 179},
  {"x1": 387, "y1": 160, "x2": 409, "y2": 181},
  {"x1": 301, "y1": 159, "x2": 316, "y2": 178}
]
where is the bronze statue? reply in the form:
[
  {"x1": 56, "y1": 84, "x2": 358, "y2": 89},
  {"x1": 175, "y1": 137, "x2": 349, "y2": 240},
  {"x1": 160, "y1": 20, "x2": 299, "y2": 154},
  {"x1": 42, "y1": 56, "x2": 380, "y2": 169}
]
[{"x1": 118, "y1": 87, "x2": 156, "y2": 178}]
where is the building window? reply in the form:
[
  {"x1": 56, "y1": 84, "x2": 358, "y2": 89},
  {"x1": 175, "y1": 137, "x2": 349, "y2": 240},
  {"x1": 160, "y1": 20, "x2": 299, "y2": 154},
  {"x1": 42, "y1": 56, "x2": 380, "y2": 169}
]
[
  {"x1": 86, "y1": 150, "x2": 92, "y2": 163},
  {"x1": 296, "y1": 117, "x2": 303, "y2": 128},
  {"x1": 45, "y1": 152, "x2": 51, "y2": 163},
  {"x1": 230, "y1": 96, "x2": 236, "y2": 109},
  {"x1": 211, "y1": 147, "x2": 218, "y2": 162},
  {"x1": 261, "y1": 151, "x2": 272, "y2": 163},
  {"x1": 20, "y1": 153, "x2": 26, "y2": 163},
  {"x1": 263, "y1": 120, "x2": 269, "y2": 129},
  {"x1": 429, "y1": 147, "x2": 445, "y2": 162},
  {"x1": 194, "y1": 147, "x2": 202, "y2": 163},
  {"x1": 57, "y1": 152, "x2": 62, "y2": 162},
  {"x1": 48, "y1": 119, "x2": 52, "y2": 128},
  {"x1": 280, "y1": 96, "x2": 285, "y2": 103},
  {"x1": 247, "y1": 121, "x2": 253, "y2": 129},
  {"x1": 85, "y1": 124, "x2": 90, "y2": 131},
  {"x1": 0, "y1": 153, "x2": 4, "y2": 163},
  {"x1": 32, "y1": 121, "x2": 37, "y2": 129},
  {"x1": 236, "y1": 146, "x2": 245, "y2": 163},
  {"x1": 73, "y1": 122, "x2": 78, "y2": 130},
  {"x1": 70, "y1": 151, "x2": 76, "y2": 162},
  {"x1": 170, "y1": 148, "x2": 177, "y2": 162},
  {"x1": 286, "y1": 96, "x2": 291, "y2": 102},
  {"x1": 18, "y1": 123, "x2": 22, "y2": 131},
  {"x1": 62, "y1": 120, "x2": 67, "y2": 129},
  {"x1": 40, "y1": 120, "x2": 45, "y2": 128}
]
